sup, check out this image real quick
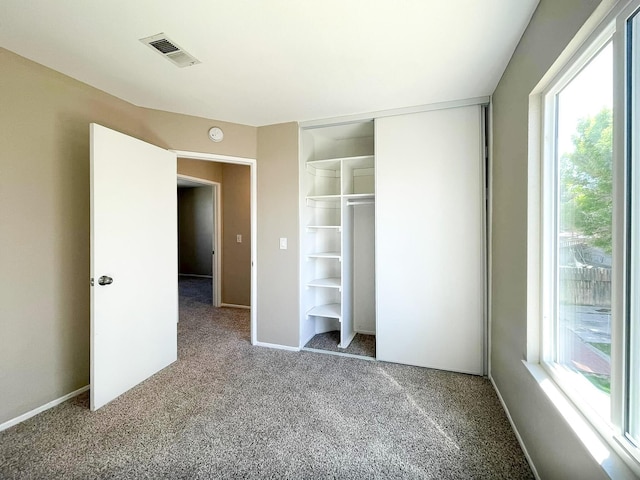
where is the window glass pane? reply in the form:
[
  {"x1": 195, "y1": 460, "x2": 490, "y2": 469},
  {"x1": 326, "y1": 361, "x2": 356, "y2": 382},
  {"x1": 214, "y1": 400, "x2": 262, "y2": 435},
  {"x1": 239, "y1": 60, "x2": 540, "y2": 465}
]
[
  {"x1": 555, "y1": 42, "x2": 613, "y2": 416},
  {"x1": 628, "y1": 11, "x2": 640, "y2": 446}
]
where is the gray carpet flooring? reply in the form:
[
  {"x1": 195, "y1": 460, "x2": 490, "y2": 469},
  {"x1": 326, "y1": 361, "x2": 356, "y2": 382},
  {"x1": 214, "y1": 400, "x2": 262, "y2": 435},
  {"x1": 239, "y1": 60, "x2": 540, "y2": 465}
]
[
  {"x1": 0, "y1": 277, "x2": 533, "y2": 479},
  {"x1": 304, "y1": 331, "x2": 376, "y2": 358}
]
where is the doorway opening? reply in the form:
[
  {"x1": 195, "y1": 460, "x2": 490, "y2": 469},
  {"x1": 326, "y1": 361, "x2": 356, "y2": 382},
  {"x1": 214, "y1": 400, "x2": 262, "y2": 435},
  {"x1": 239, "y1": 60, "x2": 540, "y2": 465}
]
[
  {"x1": 173, "y1": 150, "x2": 257, "y2": 345},
  {"x1": 177, "y1": 175, "x2": 221, "y2": 307}
]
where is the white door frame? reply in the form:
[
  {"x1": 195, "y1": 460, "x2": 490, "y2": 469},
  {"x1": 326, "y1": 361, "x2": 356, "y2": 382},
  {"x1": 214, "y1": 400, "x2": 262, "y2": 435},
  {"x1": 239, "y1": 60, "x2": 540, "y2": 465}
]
[
  {"x1": 173, "y1": 150, "x2": 257, "y2": 345},
  {"x1": 177, "y1": 174, "x2": 221, "y2": 307}
]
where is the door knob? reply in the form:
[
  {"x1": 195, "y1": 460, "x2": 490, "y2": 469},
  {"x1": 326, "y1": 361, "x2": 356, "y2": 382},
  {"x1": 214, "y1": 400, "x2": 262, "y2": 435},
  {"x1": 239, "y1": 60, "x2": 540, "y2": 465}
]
[{"x1": 98, "y1": 275, "x2": 113, "y2": 286}]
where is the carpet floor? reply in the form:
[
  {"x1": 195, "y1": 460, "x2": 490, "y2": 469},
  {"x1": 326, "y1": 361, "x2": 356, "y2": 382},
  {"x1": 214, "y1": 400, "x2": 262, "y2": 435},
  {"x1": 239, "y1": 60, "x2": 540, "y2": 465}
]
[
  {"x1": 304, "y1": 331, "x2": 376, "y2": 358},
  {"x1": 0, "y1": 277, "x2": 533, "y2": 479}
]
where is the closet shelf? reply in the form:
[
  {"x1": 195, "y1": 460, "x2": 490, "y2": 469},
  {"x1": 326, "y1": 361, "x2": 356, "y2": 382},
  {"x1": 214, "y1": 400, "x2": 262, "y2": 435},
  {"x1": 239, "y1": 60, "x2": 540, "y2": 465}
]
[
  {"x1": 306, "y1": 225, "x2": 341, "y2": 232},
  {"x1": 307, "y1": 251, "x2": 341, "y2": 259},
  {"x1": 302, "y1": 120, "x2": 375, "y2": 352},
  {"x1": 307, "y1": 277, "x2": 341, "y2": 290},
  {"x1": 308, "y1": 155, "x2": 374, "y2": 166},
  {"x1": 306, "y1": 158, "x2": 342, "y2": 169},
  {"x1": 307, "y1": 303, "x2": 342, "y2": 320}
]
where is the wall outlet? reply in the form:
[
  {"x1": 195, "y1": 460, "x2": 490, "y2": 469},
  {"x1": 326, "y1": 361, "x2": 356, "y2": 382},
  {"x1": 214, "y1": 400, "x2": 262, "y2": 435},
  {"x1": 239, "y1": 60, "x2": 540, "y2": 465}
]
[
  {"x1": 279, "y1": 237, "x2": 287, "y2": 250},
  {"x1": 236, "y1": 234, "x2": 242, "y2": 243}
]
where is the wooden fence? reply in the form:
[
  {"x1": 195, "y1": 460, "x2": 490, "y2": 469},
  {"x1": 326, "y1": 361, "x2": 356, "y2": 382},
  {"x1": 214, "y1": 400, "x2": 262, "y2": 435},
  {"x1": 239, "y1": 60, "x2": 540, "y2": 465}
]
[{"x1": 559, "y1": 266, "x2": 611, "y2": 307}]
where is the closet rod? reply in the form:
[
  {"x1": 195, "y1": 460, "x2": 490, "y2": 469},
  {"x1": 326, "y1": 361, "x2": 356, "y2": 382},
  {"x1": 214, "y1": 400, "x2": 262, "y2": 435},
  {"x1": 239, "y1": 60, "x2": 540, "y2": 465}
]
[{"x1": 346, "y1": 200, "x2": 375, "y2": 206}]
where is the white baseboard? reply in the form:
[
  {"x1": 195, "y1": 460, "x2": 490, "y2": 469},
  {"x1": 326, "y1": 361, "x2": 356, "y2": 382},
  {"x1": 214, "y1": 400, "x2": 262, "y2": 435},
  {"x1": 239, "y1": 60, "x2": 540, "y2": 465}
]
[
  {"x1": 490, "y1": 376, "x2": 540, "y2": 480},
  {"x1": 254, "y1": 341, "x2": 300, "y2": 352},
  {"x1": 355, "y1": 329, "x2": 376, "y2": 335},
  {"x1": 0, "y1": 385, "x2": 89, "y2": 432},
  {"x1": 221, "y1": 303, "x2": 250, "y2": 309}
]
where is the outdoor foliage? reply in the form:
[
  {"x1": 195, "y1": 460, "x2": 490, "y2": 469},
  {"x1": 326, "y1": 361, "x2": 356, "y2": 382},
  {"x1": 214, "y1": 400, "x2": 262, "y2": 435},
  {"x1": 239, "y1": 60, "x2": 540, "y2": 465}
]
[{"x1": 560, "y1": 108, "x2": 613, "y2": 253}]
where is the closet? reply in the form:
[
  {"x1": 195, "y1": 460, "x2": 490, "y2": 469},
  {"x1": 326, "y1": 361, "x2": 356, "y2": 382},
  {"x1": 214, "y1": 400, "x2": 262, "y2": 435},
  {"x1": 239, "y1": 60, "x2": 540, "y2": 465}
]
[
  {"x1": 299, "y1": 121, "x2": 376, "y2": 351},
  {"x1": 299, "y1": 103, "x2": 487, "y2": 374}
]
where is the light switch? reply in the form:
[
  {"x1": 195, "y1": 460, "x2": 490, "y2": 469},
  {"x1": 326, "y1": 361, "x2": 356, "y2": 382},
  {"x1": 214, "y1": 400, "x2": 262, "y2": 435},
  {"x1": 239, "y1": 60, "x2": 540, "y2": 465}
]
[
  {"x1": 279, "y1": 237, "x2": 287, "y2": 250},
  {"x1": 236, "y1": 234, "x2": 242, "y2": 243}
]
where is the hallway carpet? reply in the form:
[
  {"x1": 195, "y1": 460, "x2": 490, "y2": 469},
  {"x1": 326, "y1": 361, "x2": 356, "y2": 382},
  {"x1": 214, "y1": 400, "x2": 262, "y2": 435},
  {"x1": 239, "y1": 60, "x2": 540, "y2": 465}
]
[{"x1": 0, "y1": 278, "x2": 533, "y2": 479}]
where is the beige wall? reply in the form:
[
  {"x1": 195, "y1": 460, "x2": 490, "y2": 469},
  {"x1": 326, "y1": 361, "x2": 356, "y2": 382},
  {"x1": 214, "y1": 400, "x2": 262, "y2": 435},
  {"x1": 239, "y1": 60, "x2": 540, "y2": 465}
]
[
  {"x1": 221, "y1": 164, "x2": 251, "y2": 306},
  {"x1": 0, "y1": 47, "x2": 258, "y2": 425},
  {"x1": 177, "y1": 158, "x2": 223, "y2": 183},
  {"x1": 140, "y1": 106, "x2": 257, "y2": 159},
  {"x1": 256, "y1": 123, "x2": 300, "y2": 346},
  {"x1": 490, "y1": 0, "x2": 625, "y2": 478}
]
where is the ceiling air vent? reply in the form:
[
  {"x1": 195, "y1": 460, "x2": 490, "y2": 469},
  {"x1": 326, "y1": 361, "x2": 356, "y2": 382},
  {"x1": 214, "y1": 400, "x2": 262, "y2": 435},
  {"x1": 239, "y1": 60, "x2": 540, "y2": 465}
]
[{"x1": 139, "y1": 33, "x2": 200, "y2": 68}]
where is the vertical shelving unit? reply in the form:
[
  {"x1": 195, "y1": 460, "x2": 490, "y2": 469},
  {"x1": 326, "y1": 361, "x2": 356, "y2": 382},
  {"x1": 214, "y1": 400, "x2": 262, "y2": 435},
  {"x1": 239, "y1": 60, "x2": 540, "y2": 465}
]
[{"x1": 300, "y1": 121, "x2": 375, "y2": 350}]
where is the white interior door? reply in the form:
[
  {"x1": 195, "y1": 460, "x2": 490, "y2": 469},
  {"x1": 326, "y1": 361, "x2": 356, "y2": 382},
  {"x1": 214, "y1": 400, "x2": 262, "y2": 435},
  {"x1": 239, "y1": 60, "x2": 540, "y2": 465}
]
[
  {"x1": 90, "y1": 123, "x2": 178, "y2": 411},
  {"x1": 376, "y1": 106, "x2": 485, "y2": 375}
]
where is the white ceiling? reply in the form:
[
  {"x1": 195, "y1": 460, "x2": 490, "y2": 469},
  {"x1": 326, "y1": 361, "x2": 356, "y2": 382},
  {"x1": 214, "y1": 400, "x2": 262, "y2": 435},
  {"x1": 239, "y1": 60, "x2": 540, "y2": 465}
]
[{"x1": 0, "y1": 0, "x2": 538, "y2": 127}]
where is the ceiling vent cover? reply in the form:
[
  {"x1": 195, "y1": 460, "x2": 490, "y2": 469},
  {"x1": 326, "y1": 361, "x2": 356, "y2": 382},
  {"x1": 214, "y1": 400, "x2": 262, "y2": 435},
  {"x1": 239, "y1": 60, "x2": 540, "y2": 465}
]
[{"x1": 140, "y1": 33, "x2": 200, "y2": 68}]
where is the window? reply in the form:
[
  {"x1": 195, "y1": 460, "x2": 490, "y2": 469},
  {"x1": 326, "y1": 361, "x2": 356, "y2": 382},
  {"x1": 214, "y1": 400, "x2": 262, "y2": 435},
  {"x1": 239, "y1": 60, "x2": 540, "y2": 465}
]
[
  {"x1": 545, "y1": 39, "x2": 613, "y2": 419},
  {"x1": 538, "y1": 0, "x2": 640, "y2": 469}
]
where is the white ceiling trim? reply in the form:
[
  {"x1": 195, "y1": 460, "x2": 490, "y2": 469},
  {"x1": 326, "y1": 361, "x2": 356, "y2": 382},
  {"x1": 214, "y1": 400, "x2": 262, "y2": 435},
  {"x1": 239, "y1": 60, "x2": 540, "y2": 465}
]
[{"x1": 299, "y1": 96, "x2": 490, "y2": 128}]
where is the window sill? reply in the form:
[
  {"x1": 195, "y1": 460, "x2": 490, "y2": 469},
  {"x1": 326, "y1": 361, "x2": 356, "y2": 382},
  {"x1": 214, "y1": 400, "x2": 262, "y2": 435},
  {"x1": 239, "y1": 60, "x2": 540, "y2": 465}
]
[{"x1": 523, "y1": 360, "x2": 640, "y2": 479}]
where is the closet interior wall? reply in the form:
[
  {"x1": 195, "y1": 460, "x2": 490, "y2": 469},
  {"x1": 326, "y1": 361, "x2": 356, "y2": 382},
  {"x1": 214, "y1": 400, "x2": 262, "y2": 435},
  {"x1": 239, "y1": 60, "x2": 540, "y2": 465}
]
[{"x1": 351, "y1": 202, "x2": 375, "y2": 334}]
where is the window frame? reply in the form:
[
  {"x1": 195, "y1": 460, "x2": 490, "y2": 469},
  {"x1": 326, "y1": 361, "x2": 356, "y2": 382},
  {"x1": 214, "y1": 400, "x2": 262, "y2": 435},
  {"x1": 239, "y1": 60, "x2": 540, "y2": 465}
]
[
  {"x1": 529, "y1": 0, "x2": 640, "y2": 473},
  {"x1": 540, "y1": 24, "x2": 616, "y2": 428},
  {"x1": 624, "y1": 1, "x2": 640, "y2": 451}
]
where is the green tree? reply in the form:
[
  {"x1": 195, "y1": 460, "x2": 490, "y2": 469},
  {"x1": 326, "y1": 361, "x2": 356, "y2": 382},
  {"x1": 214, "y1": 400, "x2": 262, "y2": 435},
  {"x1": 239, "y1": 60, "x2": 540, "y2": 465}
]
[{"x1": 560, "y1": 108, "x2": 613, "y2": 253}]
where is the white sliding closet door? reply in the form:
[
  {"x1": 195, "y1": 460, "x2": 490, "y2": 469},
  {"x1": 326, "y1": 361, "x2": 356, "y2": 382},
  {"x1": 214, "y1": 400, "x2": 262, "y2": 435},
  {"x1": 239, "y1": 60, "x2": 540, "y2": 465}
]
[{"x1": 376, "y1": 106, "x2": 484, "y2": 375}]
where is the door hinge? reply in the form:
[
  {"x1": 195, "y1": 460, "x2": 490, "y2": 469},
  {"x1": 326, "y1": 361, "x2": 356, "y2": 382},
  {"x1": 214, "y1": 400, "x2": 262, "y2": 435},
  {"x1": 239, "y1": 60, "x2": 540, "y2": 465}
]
[{"x1": 90, "y1": 278, "x2": 94, "y2": 286}]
